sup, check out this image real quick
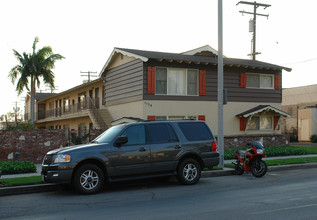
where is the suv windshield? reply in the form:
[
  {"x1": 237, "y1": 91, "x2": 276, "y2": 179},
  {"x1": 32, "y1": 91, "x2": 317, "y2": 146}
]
[{"x1": 93, "y1": 125, "x2": 124, "y2": 143}]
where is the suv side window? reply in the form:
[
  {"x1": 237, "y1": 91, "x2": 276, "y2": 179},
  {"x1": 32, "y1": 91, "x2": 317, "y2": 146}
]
[
  {"x1": 121, "y1": 125, "x2": 146, "y2": 145},
  {"x1": 178, "y1": 122, "x2": 213, "y2": 141},
  {"x1": 149, "y1": 124, "x2": 179, "y2": 144}
]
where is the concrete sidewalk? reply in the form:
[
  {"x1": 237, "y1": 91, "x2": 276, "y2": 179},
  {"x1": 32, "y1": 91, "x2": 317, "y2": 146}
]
[
  {"x1": 2, "y1": 154, "x2": 317, "y2": 179},
  {"x1": 1, "y1": 154, "x2": 317, "y2": 196}
]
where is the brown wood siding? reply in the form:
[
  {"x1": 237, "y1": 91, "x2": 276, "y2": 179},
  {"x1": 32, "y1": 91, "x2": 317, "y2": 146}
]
[
  {"x1": 143, "y1": 60, "x2": 282, "y2": 103},
  {"x1": 224, "y1": 68, "x2": 282, "y2": 103},
  {"x1": 105, "y1": 59, "x2": 144, "y2": 106}
]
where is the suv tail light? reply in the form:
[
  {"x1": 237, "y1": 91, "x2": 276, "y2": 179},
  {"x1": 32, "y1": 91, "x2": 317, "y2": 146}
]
[{"x1": 211, "y1": 142, "x2": 217, "y2": 151}]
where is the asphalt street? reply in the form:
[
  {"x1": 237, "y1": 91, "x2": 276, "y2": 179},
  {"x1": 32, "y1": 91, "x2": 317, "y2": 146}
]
[{"x1": 1, "y1": 168, "x2": 317, "y2": 220}]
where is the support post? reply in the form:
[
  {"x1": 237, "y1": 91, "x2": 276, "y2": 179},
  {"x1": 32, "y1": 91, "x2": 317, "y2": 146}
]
[{"x1": 218, "y1": 0, "x2": 224, "y2": 168}]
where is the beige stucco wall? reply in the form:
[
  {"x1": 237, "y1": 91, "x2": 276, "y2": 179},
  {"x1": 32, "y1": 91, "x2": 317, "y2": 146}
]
[
  {"x1": 107, "y1": 53, "x2": 136, "y2": 70},
  {"x1": 36, "y1": 116, "x2": 92, "y2": 130},
  {"x1": 282, "y1": 85, "x2": 317, "y2": 134},
  {"x1": 282, "y1": 84, "x2": 317, "y2": 106},
  {"x1": 107, "y1": 100, "x2": 282, "y2": 136},
  {"x1": 106, "y1": 100, "x2": 144, "y2": 120}
]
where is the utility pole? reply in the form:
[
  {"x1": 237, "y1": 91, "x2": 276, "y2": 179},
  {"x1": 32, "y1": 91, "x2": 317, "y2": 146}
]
[
  {"x1": 12, "y1": 101, "x2": 20, "y2": 125},
  {"x1": 218, "y1": 0, "x2": 224, "y2": 168},
  {"x1": 80, "y1": 71, "x2": 97, "y2": 83},
  {"x1": 237, "y1": 1, "x2": 271, "y2": 60}
]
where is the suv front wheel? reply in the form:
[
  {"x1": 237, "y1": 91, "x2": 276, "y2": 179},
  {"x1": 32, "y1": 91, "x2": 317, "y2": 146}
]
[
  {"x1": 177, "y1": 158, "x2": 201, "y2": 185},
  {"x1": 73, "y1": 164, "x2": 105, "y2": 194}
]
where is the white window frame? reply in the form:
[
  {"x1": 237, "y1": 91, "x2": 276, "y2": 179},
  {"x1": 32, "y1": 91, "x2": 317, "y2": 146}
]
[
  {"x1": 246, "y1": 73, "x2": 274, "y2": 89},
  {"x1": 155, "y1": 67, "x2": 199, "y2": 96},
  {"x1": 247, "y1": 116, "x2": 273, "y2": 130}
]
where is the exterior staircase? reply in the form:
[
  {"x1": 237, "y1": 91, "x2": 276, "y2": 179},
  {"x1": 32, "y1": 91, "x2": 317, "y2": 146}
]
[{"x1": 88, "y1": 98, "x2": 113, "y2": 130}]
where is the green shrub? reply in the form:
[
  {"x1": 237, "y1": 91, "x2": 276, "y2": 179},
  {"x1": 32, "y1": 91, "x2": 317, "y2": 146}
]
[
  {"x1": 6, "y1": 122, "x2": 34, "y2": 130},
  {"x1": 0, "y1": 161, "x2": 36, "y2": 175},
  {"x1": 224, "y1": 146, "x2": 310, "y2": 160},
  {"x1": 290, "y1": 134, "x2": 298, "y2": 142},
  {"x1": 311, "y1": 135, "x2": 317, "y2": 143}
]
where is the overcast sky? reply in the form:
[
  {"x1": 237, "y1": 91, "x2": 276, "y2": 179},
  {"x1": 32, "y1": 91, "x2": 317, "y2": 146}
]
[{"x1": 1, "y1": 0, "x2": 317, "y2": 115}]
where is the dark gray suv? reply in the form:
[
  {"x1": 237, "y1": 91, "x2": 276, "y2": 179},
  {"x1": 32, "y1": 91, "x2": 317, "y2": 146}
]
[{"x1": 42, "y1": 121, "x2": 219, "y2": 194}]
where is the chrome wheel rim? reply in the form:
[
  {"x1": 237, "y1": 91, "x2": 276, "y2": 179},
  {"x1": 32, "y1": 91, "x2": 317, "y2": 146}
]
[
  {"x1": 80, "y1": 170, "x2": 99, "y2": 190},
  {"x1": 183, "y1": 163, "x2": 197, "y2": 181}
]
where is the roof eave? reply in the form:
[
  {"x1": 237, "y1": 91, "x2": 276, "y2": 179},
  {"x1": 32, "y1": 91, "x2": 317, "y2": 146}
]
[
  {"x1": 239, "y1": 106, "x2": 291, "y2": 118},
  {"x1": 99, "y1": 48, "x2": 148, "y2": 76}
]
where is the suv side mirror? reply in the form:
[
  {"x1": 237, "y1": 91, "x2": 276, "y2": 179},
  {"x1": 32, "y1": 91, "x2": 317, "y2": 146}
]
[{"x1": 115, "y1": 136, "x2": 128, "y2": 147}]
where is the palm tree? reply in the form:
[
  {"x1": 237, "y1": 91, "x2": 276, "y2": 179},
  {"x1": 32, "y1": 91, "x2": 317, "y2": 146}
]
[{"x1": 8, "y1": 37, "x2": 64, "y2": 125}]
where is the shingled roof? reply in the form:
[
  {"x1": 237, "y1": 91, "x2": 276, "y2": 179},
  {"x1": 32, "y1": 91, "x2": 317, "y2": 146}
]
[
  {"x1": 34, "y1": 93, "x2": 56, "y2": 101},
  {"x1": 101, "y1": 47, "x2": 292, "y2": 74}
]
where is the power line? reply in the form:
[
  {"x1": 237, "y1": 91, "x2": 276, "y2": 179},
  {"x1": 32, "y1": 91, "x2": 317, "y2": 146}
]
[
  {"x1": 282, "y1": 58, "x2": 317, "y2": 65},
  {"x1": 80, "y1": 71, "x2": 97, "y2": 83}
]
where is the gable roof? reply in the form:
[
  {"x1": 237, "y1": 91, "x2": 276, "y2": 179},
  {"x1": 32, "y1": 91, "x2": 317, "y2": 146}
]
[
  {"x1": 236, "y1": 105, "x2": 291, "y2": 118},
  {"x1": 181, "y1": 45, "x2": 220, "y2": 56},
  {"x1": 100, "y1": 46, "x2": 292, "y2": 74}
]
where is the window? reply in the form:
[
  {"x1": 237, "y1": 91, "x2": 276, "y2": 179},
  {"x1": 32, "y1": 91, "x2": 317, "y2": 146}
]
[
  {"x1": 246, "y1": 73, "x2": 274, "y2": 89},
  {"x1": 155, "y1": 116, "x2": 197, "y2": 121},
  {"x1": 149, "y1": 124, "x2": 178, "y2": 144},
  {"x1": 187, "y1": 70, "x2": 199, "y2": 95},
  {"x1": 247, "y1": 116, "x2": 273, "y2": 130},
  {"x1": 122, "y1": 125, "x2": 146, "y2": 145},
  {"x1": 156, "y1": 68, "x2": 198, "y2": 95},
  {"x1": 179, "y1": 122, "x2": 213, "y2": 141}
]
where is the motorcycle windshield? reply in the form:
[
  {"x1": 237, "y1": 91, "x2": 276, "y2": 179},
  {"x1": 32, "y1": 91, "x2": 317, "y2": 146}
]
[{"x1": 253, "y1": 141, "x2": 264, "y2": 150}]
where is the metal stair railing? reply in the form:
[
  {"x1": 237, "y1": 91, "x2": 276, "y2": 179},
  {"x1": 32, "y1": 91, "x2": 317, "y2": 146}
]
[{"x1": 88, "y1": 97, "x2": 107, "y2": 130}]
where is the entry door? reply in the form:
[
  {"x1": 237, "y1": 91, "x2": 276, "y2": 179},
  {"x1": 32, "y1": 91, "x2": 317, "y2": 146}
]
[
  {"x1": 95, "y1": 87, "x2": 99, "y2": 108},
  {"x1": 111, "y1": 124, "x2": 150, "y2": 176},
  {"x1": 300, "y1": 119, "x2": 310, "y2": 141}
]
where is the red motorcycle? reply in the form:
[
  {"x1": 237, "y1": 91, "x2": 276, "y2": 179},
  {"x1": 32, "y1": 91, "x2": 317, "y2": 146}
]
[{"x1": 233, "y1": 141, "x2": 267, "y2": 177}]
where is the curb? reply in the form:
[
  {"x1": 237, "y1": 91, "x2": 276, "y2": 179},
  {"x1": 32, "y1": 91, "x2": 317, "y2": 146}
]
[
  {"x1": 0, "y1": 183, "x2": 60, "y2": 196},
  {"x1": 1, "y1": 163, "x2": 317, "y2": 196}
]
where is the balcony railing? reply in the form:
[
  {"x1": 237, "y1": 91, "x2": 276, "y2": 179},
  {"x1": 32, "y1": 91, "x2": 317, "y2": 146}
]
[{"x1": 33, "y1": 97, "x2": 100, "y2": 121}]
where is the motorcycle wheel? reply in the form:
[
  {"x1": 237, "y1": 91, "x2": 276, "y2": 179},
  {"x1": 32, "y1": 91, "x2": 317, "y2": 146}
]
[
  {"x1": 235, "y1": 162, "x2": 244, "y2": 175},
  {"x1": 250, "y1": 160, "x2": 267, "y2": 178}
]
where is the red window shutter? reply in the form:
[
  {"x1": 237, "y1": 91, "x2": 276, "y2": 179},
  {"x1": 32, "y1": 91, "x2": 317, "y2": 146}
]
[
  {"x1": 198, "y1": 115, "x2": 206, "y2": 121},
  {"x1": 147, "y1": 66, "x2": 155, "y2": 94},
  {"x1": 240, "y1": 117, "x2": 246, "y2": 131},
  {"x1": 274, "y1": 116, "x2": 280, "y2": 130},
  {"x1": 147, "y1": 115, "x2": 156, "y2": 121},
  {"x1": 274, "y1": 75, "x2": 281, "y2": 89},
  {"x1": 199, "y1": 70, "x2": 206, "y2": 96},
  {"x1": 240, "y1": 73, "x2": 247, "y2": 88}
]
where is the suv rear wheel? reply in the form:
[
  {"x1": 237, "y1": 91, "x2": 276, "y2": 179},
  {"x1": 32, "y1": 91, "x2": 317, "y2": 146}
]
[
  {"x1": 73, "y1": 164, "x2": 105, "y2": 194},
  {"x1": 177, "y1": 158, "x2": 201, "y2": 185}
]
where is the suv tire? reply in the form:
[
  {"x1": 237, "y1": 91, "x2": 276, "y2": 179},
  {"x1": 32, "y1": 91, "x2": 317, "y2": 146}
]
[
  {"x1": 73, "y1": 164, "x2": 105, "y2": 194},
  {"x1": 177, "y1": 158, "x2": 201, "y2": 185}
]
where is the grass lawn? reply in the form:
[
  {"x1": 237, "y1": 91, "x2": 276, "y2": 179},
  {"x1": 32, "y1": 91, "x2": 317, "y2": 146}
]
[
  {"x1": 224, "y1": 156, "x2": 317, "y2": 168},
  {"x1": 0, "y1": 176, "x2": 42, "y2": 187}
]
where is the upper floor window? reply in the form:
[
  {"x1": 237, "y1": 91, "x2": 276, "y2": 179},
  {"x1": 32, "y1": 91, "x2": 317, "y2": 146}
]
[
  {"x1": 155, "y1": 67, "x2": 198, "y2": 96},
  {"x1": 246, "y1": 73, "x2": 274, "y2": 89}
]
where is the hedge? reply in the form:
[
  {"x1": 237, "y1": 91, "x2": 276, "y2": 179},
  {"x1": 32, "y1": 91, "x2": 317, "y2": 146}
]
[{"x1": 0, "y1": 161, "x2": 36, "y2": 175}]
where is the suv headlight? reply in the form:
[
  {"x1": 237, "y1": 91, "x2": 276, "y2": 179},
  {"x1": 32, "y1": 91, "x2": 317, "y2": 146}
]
[{"x1": 54, "y1": 154, "x2": 71, "y2": 163}]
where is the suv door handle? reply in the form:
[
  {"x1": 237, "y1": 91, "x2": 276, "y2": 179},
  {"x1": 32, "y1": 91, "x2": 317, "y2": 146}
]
[
  {"x1": 175, "y1": 145, "x2": 182, "y2": 149},
  {"x1": 139, "y1": 147, "x2": 147, "y2": 152}
]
